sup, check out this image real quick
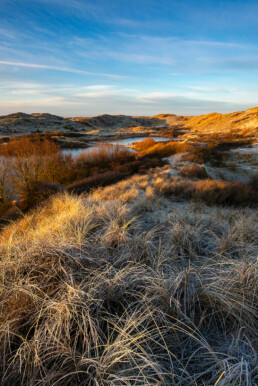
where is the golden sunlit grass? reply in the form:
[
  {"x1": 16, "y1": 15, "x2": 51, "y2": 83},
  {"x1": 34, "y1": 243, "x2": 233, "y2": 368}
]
[
  {"x1": 0, "y1": 169, "x2": 257, "y2": 384},
  {"x1": 91, "y1": 172, "x2": 258, "y2": 206},
  {"x1": 132, "y1": 137, "x2": 157, "y2": 151},
  {"x1": 134, "y1": 139, "x2": 193, "y2": 157}
]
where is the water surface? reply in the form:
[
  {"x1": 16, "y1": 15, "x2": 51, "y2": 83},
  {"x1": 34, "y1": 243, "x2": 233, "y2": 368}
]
[
  {"x1": 63, "y1": 136, "x2": 170, "y2": 157},
  {"x1": 108, "y1": 136, "x2": 170, "y2": 145}
]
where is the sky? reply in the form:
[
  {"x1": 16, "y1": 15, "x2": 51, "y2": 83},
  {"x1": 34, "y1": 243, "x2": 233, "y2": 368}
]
[{"x1": 0, "y1": 0, "x2": 258, "y2": 116}]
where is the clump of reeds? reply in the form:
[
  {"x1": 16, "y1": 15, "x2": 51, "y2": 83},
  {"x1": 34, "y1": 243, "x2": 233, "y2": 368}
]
[{"x1": 75, "y1": 142, "x2": 134, "y2": 168}]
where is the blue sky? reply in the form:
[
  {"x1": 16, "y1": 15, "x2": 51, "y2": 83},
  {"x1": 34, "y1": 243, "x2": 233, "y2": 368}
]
[{"x1": 0, "y1": 0, "x2": 257, "y2": 116}]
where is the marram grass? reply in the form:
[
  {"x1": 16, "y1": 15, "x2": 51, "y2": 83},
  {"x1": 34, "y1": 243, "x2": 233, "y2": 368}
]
[{"x1": 0, "y1": 173, "x2": 257, "y2": 385}]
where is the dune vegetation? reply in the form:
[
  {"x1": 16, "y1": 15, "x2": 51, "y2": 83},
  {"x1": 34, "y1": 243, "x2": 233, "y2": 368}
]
[
  {"x1": 0, "y1": 174, "x2": 257, "y2": 384},
  {"x1": 0, "y1": 135, "x2": 257, "y2": 385}
]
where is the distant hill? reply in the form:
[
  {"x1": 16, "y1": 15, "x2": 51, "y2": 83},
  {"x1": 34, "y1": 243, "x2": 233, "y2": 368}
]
[
  {"x1": 157, "y1": 107, "x2": 258, "y2": 137},
  {"x1": 0, "y1": 107, "x2": 257, "y2": 141}
]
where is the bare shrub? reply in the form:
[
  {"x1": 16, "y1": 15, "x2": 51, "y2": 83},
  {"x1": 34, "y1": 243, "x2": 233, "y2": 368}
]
[
  {"x1": 75, "y1": 142, "x2": 134, "y2": 168},
  {"x1": 0, "y1": 138, "x2": 69, "y2": 200}
]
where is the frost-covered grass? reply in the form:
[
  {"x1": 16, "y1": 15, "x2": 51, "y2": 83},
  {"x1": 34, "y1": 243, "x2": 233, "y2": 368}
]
[{"x1": 0, "y1": 173, "x2": 257, "y2": 385}]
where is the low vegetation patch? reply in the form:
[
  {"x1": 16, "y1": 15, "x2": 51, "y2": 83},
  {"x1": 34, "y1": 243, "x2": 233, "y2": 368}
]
[
  {"x1": 0, "y1": 140, "x2": 166, "y2": 219},
  {"x1": 191, "y1": 179, "x2": 257, "y2": 205},
  {"x1": 75, "y1": 142, "x2": 134, "y2": 168},
  {"x1": 250, "y1": 174, "x2": 258, "y2": 192},
  {"x1": 67, "y1": 170, "x2": 128, "y2": 194},
  {"x1": 179, "y1": 165, "x2": 208, "y2": 179},
  {"x1": 0, "y1": 201, "x2": 12, "y2": 218},
  {"x1": 0, "y1": 138, "x2": 71, "y2": 201},
  {"x1": 0, "y1": 187, "x2": 257, "y2": 385},
  {"x1": 133, "y1": 138, "x2": 235, "y2": 166},
  {"x1": 134, "y1": 139, "x2": 193, "y2": 157},
  {"x1": 0, "y1": 120, "x2": 257, "y2": 384},
  {"x1": 132, "y1": 137, "x2": 157, "y2": 151},
  {"x1": 155, "y1": 176, "x2": 258, "y2": 206}
]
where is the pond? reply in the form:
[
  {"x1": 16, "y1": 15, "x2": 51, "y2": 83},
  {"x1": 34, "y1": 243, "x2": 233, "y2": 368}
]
[
  {"x1": 108, "y1": 136, "x2": 170, "y2": 145},
  {"x1": 62, "y1": 146, "x2": 136, "y2": 158},
  {"x1": 62, "y1": 136, "x2": 170, "y2": 157}
]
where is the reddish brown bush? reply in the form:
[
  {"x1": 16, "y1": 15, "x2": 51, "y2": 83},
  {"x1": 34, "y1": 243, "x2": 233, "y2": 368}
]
[
  {"x1": 0, "y1": 138, "x2": 70, "y2": 197},
  {"x1": 69, "y1": 144, "x2": 165, "y2": 186},
  {"x1": 181, "y1": 146, "x2": 213, "y2": 164},
  {"x1": 137, "y1": 141, "x2": 193, "y2": 158},
  {"x1": 75, "y1": 143, "x2": 134, "y2": 168},
  {"x1": 116, "y1": 161, "x2": 142, "y2": 174},
  {"x1": 157, "y1": 178, "x2": 258, "y2": 206},
  {"x1": 250, "y1": 174, "x2": 258, "y2": 192},
  {"x1": 133, "y1": 138, "x2": 156, "y2": 152},
  {"x1": 20, "y1": 181, "x2": 65, "y2": 209},
  {"x1": 0, "y1": 201, "x2": 12, "y2": 218},
  {"x1": 116, "y1": 157, "x2": 164, "y2": 174},
  {"x1": 193, "y1": 180, "x2": 257, "y2": 205},
  {"x1": 181, "y1": 145, "x2": 230, "y2": 166},
  {"x1": 180, "y1": 165, "x2": 208, "y2": 179},
  {"x1": 158, "y1": 128, "x2": 175, "y2": 137},
  {"x1": 67, "y1": 170, "x2": 128, "y2": 194},
  {"x1": 0, "y1": 205, "x2": 25, "y2": 228},
  {"x1": 0, "y1": 137, "x2": 60, "y2": 158}
]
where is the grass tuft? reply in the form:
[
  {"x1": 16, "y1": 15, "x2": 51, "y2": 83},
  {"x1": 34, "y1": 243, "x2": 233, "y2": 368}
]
[{"x1": 0, "y1": 171, "x2": 257, "y2": 385}]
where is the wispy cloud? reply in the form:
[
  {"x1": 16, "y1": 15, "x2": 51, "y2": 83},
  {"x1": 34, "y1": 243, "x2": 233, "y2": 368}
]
[
  {"x1": 0, "y1": 60, "x2": 127, "y2": 79},
  {"x1": 118, "y1": 34, "x2": 250, "y2": 49},
  {"x1": 0, "y1": 81, "x2": 45, "y2": 89},
  {"x1": 82, "y1": 85, "x2": 114, "y2": 90},
  {"x1": 107, "y1": 52, "x2": 173, "y2": 65},
  {"x1": 138, "y1": 92, "x2": 178, "y2": 101},
  {"x1": 0, "y1": 92, "x2": 253, "y2": 117},
  {"x1": 186, "y1": 86, "x2": 234, "y2": 93},
  {"x1": 75, "y1": 85, "x2": 137, "y2": 98},
  {"x1": 10, "y1": 89, "x2": 42, "y2": 95},
  {"x1": 0, "y1": 28, "x2": 18, "y2": 39},
  {"x1": 73, "y1": 33, "x2": 258, "y2": 72}
]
